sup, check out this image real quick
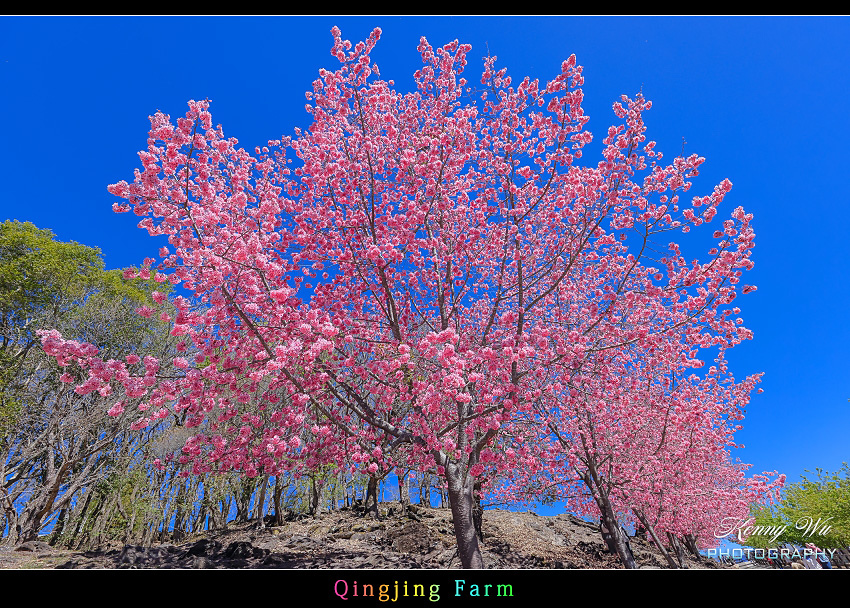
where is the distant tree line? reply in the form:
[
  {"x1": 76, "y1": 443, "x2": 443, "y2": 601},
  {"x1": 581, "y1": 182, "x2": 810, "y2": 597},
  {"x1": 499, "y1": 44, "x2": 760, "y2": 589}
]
[{"x1": 0, "y1": 221, "x2": 452, "y2": 548}]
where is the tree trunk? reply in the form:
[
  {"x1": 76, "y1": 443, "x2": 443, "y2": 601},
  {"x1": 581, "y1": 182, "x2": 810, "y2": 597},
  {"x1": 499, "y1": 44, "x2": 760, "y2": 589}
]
[
  {"x1": 419, "y1": 472, "x2": 431, "y2": 507},
  {"x1": 581, "y1": 466, "x2": 636, "y2": 569},
  {"x1": 633, "y1": 508, "x2": 678, "y2": 569},
  {"x1": 683, "y1": 533, "x2": 701, "y2": 558},
  {"x1": 667, "y1": 532, "x2": 687, "y2": 568},
  {"x1": 49, "y1": 508, "x2": 67, "y2": 546},
  {"x1": 309, "y1": 476, "x2": 324, "y2": 517},
  {"x1": 172, "y1": 479, "x2": 187, "y2": 543},
  {"x1": 445, "y1": 462, "x2": 484, "y2": 569},
  {"x1": 89, "y1": 492, "x2": 119, "y2": 548},
  {"x1": 141, "y1": 520, "x2": 157, "y2": 547},
  {"x1": 363, "y1": 475, "x2": 380, "y2": 519},
  {"x1": 66, "y1": 486, "x2": 95, "y2": 549},
  {"x1": 272, "y1": 476, "x2": 284, "y2": 526},
  {"x1": 234, "y1": 478, "x2": 254, "y2": 523},
  {"x1": 159, "y1": 484, "x2": 178, "y2": 543},
  {"x1": 472, "y1": 479, "x2": 484, "y2": 541},
  {"x1": 125, "y1": 482, "x2": 141, "y2": 543},
  {"x1": 1, "y1": 495, "x2": 19, "y2": 547},
  {"x1": 398, "y1": 470, "x2": 410, "y2": 512},
  {"x1": 254, "y1": 474, "x2": 269, "y2": 528}
]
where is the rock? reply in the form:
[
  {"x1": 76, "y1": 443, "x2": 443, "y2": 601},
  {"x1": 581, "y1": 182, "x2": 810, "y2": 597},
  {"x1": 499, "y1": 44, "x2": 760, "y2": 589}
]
[
  {"x1": 187, "y1": 539, "x2": 222, "y2": 557},
  {"x1": 282, "y1": 534, "x2": 319, "y2": 548},
  {"x1": 224, "y1": 541, "x2": 266, "y2": 559},
  {"x1": 118, "y1": 545, "x2": 142, "y2": 566},
  {"x1": 14, "y1": 540, "x2": 52, "y2": 552},
  {"x1": 387, "y1": 521, "x2": 434, "y2": 554}
]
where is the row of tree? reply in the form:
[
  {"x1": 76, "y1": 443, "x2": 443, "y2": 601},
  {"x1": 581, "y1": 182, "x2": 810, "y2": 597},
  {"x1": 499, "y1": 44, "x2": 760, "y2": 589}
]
[
  {"x1": 8, "y1": 28, "x2": 787, "y2": 568},
  {"x1": 2, "y1": 217, "x2": 776, "y2": 567},
  {"x1": 0, "y1": 221, "x2": 451, "y2": 546}
]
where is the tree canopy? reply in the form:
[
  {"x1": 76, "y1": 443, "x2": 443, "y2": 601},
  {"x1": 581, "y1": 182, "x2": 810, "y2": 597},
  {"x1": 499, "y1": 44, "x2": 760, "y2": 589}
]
[
  {"x1": 0, "y1": 220, "x2": 179, "y2": 543},
  {"x1": 35, "y1": 27, "x2": 780, "y2": 568},
  {"x1": 743, "y1": 464, "x2": 849, "y2": 549}
]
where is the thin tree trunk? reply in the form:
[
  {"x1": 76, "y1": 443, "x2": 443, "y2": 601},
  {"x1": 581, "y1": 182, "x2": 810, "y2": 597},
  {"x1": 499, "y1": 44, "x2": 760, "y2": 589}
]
[
  {"x1": 172, "y1": 478, "x2": 187, "y2": 543},
  {"x1": 141, "y1": 520, "x2": 157, "y2": 547},
  {"x1": 363, "y1": 475, "x2": 380, "y2": 519},
  {"x1": 581, "y1": 463, "x2": 636, "y2": 569},
  {"x1": 67, "y1": 487, "x2": 95, "y2": 549},
  {"x1": 273, "y1": 476, "x2": 284, "y2": 526},
  {"x1": 124, "y1": 482, "x2": 141, "y2": 543},
  {"x1": 254, "y1": 474, "x2": 269, "y2": 528},
  {"x1": 222, "y1": 494, "x2": 233, "y2": 525},
  {"x1": 398, "y1": 470, "x2": 410, "y2": 512},
  {"x1": 683, "y1": 533, "x2": 701, "y2": 558},
  {"x1": 634, "y1": 508, "x2": 678, "y2": 569},
  {"x1": 667, "y1": 532, "x2": 687, "y2": 568},
  {"x1": 89, "y1": 492, "x2": 119, "y2": 548},
  {"x1": 309, "y1": 475, "x2": 325, "y2": 517},
  {"x1": 472, "y1": 479, "x2": 484, "y2": 541},
  {"x1": 419, "y1": 472, "x2": 431, "y2": 507},
  {"x1": 49, "y1": 508, "x2": 67, "y2": 546},
  {"x1": 160, "y1": 483, "x2": 178, "y2": 543}
]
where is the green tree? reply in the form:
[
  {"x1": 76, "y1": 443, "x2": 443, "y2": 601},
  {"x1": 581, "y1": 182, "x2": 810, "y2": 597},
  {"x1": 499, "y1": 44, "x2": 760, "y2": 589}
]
[
  {"x1": 0, "y1": 221, "x2": 102, "y2": 435},
  {"x1": 0, "y1": 220, "x2": 180, "y2": 544},
  {"x1": 746, "y1": 464, "x2": 850, "y2": 549}
]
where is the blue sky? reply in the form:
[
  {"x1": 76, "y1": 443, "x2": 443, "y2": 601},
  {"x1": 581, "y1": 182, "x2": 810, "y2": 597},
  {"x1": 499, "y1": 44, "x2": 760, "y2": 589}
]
[{"x1": 2, "y1": 16, "x2": 848, "y2": 503}]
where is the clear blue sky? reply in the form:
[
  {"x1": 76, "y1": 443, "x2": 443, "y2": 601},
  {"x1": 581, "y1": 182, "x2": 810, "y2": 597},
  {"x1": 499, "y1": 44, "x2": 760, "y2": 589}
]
[{"x1": 2, "y1": 16, "x2": 848, "y2": 497}]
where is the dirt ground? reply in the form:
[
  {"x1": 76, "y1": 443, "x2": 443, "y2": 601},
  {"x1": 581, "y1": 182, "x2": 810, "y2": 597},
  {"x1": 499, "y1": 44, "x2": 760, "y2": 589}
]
[{"x1": 0, "y1": 502, "x2": 723, "y2": 570}]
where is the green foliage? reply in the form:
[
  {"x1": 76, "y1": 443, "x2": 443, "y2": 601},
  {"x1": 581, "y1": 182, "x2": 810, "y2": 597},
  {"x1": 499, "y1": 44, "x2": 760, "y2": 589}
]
[
  {"x1": 747, "y1": 464, "x2": 850, "y2": 549},
  {"x1": 0, "y1": 220, "x2": 103, "y2": 326},
  {"x1": 0, "y1": 220, "x2": 172, "y2": 438},
  {"x1": 0, "y1": 221, "x2": 186, "y2": 545}
]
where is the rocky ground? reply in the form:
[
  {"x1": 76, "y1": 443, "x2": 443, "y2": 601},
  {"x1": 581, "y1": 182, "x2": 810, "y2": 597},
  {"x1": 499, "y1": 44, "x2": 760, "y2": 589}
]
[{"x1": 0, "y1": 502, "x2": 725, "y2": 569}]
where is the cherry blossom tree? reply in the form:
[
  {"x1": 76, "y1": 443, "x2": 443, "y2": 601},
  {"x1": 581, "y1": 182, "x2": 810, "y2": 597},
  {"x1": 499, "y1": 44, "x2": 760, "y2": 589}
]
[
  {"x1": 42, "y1": 27, "x2": 769, "y2": 568},
  {"x1": 495, "y1": 341, "x2": 784, "y2": 568}
]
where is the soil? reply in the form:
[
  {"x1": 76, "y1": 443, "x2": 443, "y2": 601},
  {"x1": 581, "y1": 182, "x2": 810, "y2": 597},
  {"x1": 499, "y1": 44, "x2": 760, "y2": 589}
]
[{"x1": 0, "y1": 502, "x2": 725, "y2": 569}]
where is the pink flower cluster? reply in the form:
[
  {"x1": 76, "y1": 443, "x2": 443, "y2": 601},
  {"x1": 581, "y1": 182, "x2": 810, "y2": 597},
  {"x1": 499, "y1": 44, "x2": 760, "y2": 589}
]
[{"x1": 40, "y1": 27, "x2": 776, "y2": 553}]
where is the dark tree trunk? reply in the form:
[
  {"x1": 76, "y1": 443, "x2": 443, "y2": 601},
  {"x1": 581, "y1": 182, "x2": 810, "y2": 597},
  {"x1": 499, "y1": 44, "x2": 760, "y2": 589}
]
[
  {"x1": 234, "y1": 478, "x2": 254, "y2": 523},
  {"x1": 363, "y1": 475, "x2": 380, "y2": 519},
  {"x1": 49, "y1": 508, "x2": 67, "y2": 546},
  {"x1": 472, "y1": 479, "x2": 484, "y2": 541},
  {"x1": 67, "y1": 487, "x2": 95, "y2": 549},
  {"x1": 581, "y1": 465, "x2": 636, "y2": 569},
  {"x1": 634, "y1": 508, "x2": 678, "y2": 569},
  {"x1": 683, "y1": 533, "x2": 701, "y2": 558},
  {"x1": 310, "y1": 476, "x2": 324, "y2": 517},
  {"x1": 90, "y1": 492, "x2": 118, "y2": 548},
  {"x1": 272, "y1": 476, "x2": 284, "y2": 526},
  {"x1": 667, "y1": 532, "x2": 687, "y2": 568},
  {"x1": 172, "y1": 479, "x2": 188, "y2": 543}
]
